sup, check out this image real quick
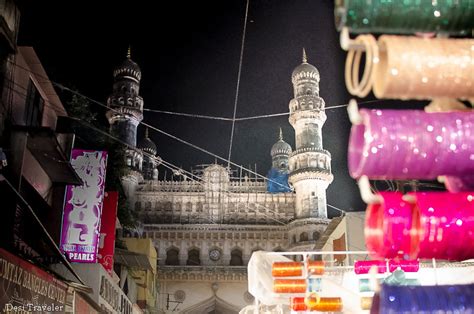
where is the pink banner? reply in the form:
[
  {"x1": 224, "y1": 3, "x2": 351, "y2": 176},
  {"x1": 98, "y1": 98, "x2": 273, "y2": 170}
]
[
  {"x1": 98, "y1": 191, "x2": 118, "y2": 274},
  {"x1": 60, "y1": 149, "x2": 108, "y2": 263}
]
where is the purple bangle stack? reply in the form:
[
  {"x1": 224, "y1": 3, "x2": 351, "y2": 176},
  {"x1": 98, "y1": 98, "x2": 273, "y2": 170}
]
[{"x1": 348, "y1": 109, "x2": 474, "y2": 184}]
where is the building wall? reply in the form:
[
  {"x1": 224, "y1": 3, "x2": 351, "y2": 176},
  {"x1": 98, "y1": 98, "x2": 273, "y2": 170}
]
[
  {"x1": 157, "y1": 266, "x2": 251, "y2": 313},
  {"x1": 318, "y1": 212, "x2": 366, "y2": 264},
  {"x1": 55, "y1": 263, "x2": 134, "y2": 314},
  {"x1": 135, "y1": 180, "x2": 295, "y2": 225},
  {"x1": 3, "y1": 47, "x2": 74, "y2": 248},
  {"x1": 145, "y1": 224, "x2": 288, "y2": 267},
  {"x1": 123, "y1": 238, "x2": 158, "y2": 312},
  {"x1": 345, "y1": 211, "x2": 367, "y2": 264}
]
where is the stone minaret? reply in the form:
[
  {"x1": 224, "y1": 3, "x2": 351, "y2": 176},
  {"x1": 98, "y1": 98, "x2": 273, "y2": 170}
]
[
  {"x1": 106, "y1": 47, "x2": 144, "y2": 199},
  {"x1": 267, "y1": 128, "x2": 292, "y2": 193},
  {"x1": 288, "y1": 49, "x2": 333, "y2": 219},
  {"x1": 138, "y1": 128, "x2": 158, "y2": 180}
]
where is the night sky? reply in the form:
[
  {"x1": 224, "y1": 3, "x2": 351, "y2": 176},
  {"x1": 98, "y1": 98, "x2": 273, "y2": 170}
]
[{"x1": 16, "y1": 0, "x2": 408, "y2": 215}]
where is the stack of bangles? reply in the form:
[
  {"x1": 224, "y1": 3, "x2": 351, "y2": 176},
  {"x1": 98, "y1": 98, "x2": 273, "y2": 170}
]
[
  {"x1": 348, "y1": 109, "x2": 474, "y2": 191},
  {"x1": 353, "y1": 259, "x2": 419, "y2": 274},
  {"x1": 291, "y1": 294, "x2": 343, "y2": 312},
  {"x1": 344, "y1": 35, "x2": 474, "y2": 99},
  {"x1": 365, "y1": 191, "x2": 474, "y2": 260},
  {"x1": 345, "y1": 34, "x2": 378, "y2": 98},
  {"x1": 379, "y1": 284, "x2": 474, "y2": 312},
  {"x1": 334, "y1": 0, "x2": 474, "y2": 36}
]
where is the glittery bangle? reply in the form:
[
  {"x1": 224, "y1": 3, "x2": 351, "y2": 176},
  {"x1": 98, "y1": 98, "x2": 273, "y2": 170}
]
[
  {"x1": 388, "y1": 259, "x2": 419, "y2": 273},
  {"x1": 365, "y1": 192, "x2": 474, "y2": 260},
  {"x1": 354, "y1": 260, "x2": 387, "y2": 274},
  {"x1": 410, "y1": 192, "x2": 474, "y2": 261},
  {"x1": 373, "y1": 36, "x2": 474, "y2": 100},
  {"x1": 335, "y1": 0, "x2": 474, "y2": 36},
  {"x1": 348, "y1": 109, "x2": 474, "y2": 180},
  {"x1": 365, "y1": 192, "x2": 419, "y2": 259},
  {"x1": 380, "y1": 284, "x2": 474, "y2": 313},
  {"x1": 345, "y1": 34, "x2": 378, "y2": 97},
  {"x1": 273, "y1": 279, "x2": 306, "y2": 293},
  {"x1": 291, "y1": 297, "x2": 344, "y2": 312}
]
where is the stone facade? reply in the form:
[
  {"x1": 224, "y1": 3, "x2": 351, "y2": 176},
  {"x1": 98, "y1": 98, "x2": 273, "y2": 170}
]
[{"x1": 109, "y1": 50, "x2": 336, "y2": 313}]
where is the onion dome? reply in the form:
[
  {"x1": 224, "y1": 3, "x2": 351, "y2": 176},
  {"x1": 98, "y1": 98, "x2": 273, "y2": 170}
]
[
  {"x1": 271, "y1": 128, "x2": 292, "y2": 157},
  {"x1": 291, "y1": 48, "x2": 320, "y2": 84},
  {"x1": 138, "y1": 128, "x2": 157, "y2": 156},
  {"x1": 113, "y1": 46, "x2": 142, "y2": 81}
]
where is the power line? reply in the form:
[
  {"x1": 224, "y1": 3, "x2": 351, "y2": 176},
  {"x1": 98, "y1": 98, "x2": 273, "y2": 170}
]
[
  {"x1": 6, "y1": 74, "x2": 352, "y2": 220},
  {"x1": 143, "y1": 108, "x2": 232, "y2": 121},
  {"x1": 7, "y1": 60, "x2": 292, "y2": 190},
  {"x1": 142, "y1": 101, "x2": 378, "y2": 122},
  {"x1": 228, "y1": 0, "x2": 250, "y2": 168}
]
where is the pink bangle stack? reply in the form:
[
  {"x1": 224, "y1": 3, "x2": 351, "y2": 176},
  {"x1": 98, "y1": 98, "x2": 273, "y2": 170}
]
[
  {"x1": 348, "y1": 109, "x2": 474, "y2": 192},
  {"x1": 354, "y1": 259, "x2": 419, "y2": 274},
  {"x1": 365, "y1": 192, "x2": 474, "y2": 261}
]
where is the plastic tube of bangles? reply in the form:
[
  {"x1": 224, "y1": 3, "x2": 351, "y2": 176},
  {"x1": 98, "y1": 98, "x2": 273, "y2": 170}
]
[
  {"x1": 291, "y1": 296, "x2": 343, "y2": 312},
  {"x1": 343, "y1": 35, "x2": 474, "y2": 100},
  {"x1": 373, "y1": 36, "x2": 474, "y2": 100},
  {"x1": 365, "y1": 192, "x2": 418, "y2": 259},
  {"x1": 334, "y1": 0, "x2": 473, "y2": 36},
  {"x1": 273, "y1": 278, "x2": 322, "y2": 294},
  {"x1": 411, "y1": 192, "x2": 474, "y2": 261},
  {"x1": 354, "y1": 260, "x2": 387, "y2": 274},
  {"x1": 272, "y1": 261, "x2": 324, "y2": 277},
  {"x1": 348, "y1": 108, "x2": 474, "y2": 180},
  {"x1": 380, "y1": 283, "x2": 474, "y2": 312},
  {"x1": 365, "y1": 191, "x2": 474, "y2": 260},
  {"x1": 354, "y1": 259, "x2": 419, "y2": 274},
  {"x1": 388, "y1": 259, "x2": 419, "y2": 273}
]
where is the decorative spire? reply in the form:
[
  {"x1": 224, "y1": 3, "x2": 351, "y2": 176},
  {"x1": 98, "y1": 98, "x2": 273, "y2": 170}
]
[
  {"x1": 279, "y1": 127, "x2": 283, "y2": 141},
  {"x1": 302, "y1": 48, "x2": 307, "y2": 63},
  {"x1": 127, "y1": 45, "x2": 131, "y2": 59},
  {"x1": 145, "y1": 127, "x2": 149, "y2": 138}
]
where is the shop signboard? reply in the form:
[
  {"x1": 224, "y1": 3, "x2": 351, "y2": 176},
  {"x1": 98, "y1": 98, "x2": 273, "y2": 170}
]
[
  {"x1": 60, "y1": 149, "x2": 108, "y2": 263},
  {"x1": 0, "y1": 248, "x2": 67, "y2": 313},
  {"x1": 98, "y1": 191, "x2": 118, "y2": 274}
]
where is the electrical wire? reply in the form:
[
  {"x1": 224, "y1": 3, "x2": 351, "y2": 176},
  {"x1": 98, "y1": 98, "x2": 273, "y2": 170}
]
[
  {"x1": 227, "y1": 0, "x2": 250, "y2": 168},
  {"x1": 6, "y1": 79, "x2": 371, "y2": 224},
  {"x1": 142, "y1": 108, "x2": 232, "y2": 121},
  {"x1": 143, "y1": 101, "x2": 381, "y2": 122},
  {"x1": 5, "y1": 64, "x2": 291, "y2": 191}
]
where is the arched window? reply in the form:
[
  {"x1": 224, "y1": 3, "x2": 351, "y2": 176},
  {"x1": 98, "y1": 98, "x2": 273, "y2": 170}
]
[
  {"x1": 300, "y1": 232, "x2": 308, "y2": 242},
  {"x1": 165, "y1": 248, "x2": 179, "y2": 265},
  {"x1": 292, "y1": 235, "x2": 297, "y2": 243},
  {"x1": 187, "y1": 248, "x2": 201, "y2": 265},
  {"x1": 185, "y1": 202, "x2": 192, "y2": 212},
  {"x1": 230, "y1": 249, "x2": 243, "y2": 266},
  {"x1": 313, "y1": 231, "x2": 321, "y2": 241},
  {"x1": 196, "y1": 202, "x2": 203, "y2": 212}
]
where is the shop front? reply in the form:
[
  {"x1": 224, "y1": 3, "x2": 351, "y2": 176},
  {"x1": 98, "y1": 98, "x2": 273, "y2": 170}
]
[{"x1": 0, "y1": 248, "x2": 67, "y2": 313}]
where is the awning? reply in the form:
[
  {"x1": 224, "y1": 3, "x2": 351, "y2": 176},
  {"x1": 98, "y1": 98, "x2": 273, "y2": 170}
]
[
  {"x1": 13, "y1": 126, "x2": 82, "y2": 185},
  {"x1": 114, "y1": 248, "x2": 153, "y2": 271}
]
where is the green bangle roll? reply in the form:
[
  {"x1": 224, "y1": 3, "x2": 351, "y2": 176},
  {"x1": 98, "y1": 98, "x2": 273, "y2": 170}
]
[{"x1": 335, "y1": 0, "x2": 474, "y2": 35}]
